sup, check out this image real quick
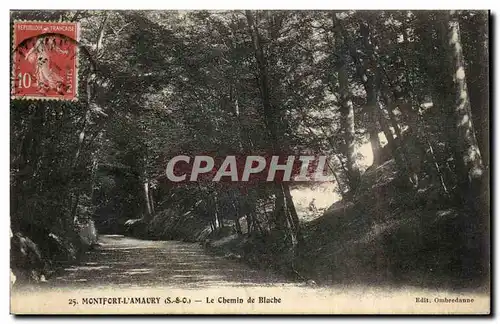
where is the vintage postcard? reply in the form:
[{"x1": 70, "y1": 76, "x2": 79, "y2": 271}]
[{"x1": 10, "y1": 10, "x2": 490, "y2": 315}]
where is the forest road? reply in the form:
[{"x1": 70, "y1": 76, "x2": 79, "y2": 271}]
[{"x1": 47, "y1": 234, "x2": 293, "y2": 289}]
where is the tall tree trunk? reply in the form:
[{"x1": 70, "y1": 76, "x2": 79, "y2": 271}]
[
  {"x1": 426, "y1": 138, "x2": 450, "y2": 195},
  {"x1": 331, "y1": 158, "x2": 349, "y2": 201},
  {"x1": 340, "y1": 17, "x2": 382, "y2": 167},
  {"x1": 443, "y1": 11, "x2": 488, "y2": 280},
  {"x1": 245, "y1": 11, "x2": 279, "y2": 144},
  {"x1": 148, "y1": 186, "x2": 155, "y2": 215},
  {"x1": 70, "y1": 194, "x2": 80, "y2": 224},
  {"x1": 213, "y1": 192, "x2": 221, "y2": 228},
  {"x1": 245, "y1": 11, "x2": 302, "y2": 247},
  {"x1": 446, "y1": 11, "x2": 485, "y2": 203},
  {"x1": 272, "y1": 184, "x2": 288, "y2": 231},
  {"x1": 460, "y1": 11, "x2": 489, "y2": 169},
  {"x1": 282, "y1": 183, "x2": 304, "y2": 247},
  {"x1": 386, "y1": 98, "x2": 404, "y2": 143},
  {"x1": 364, "y1": 80, "x2": 383, "y2": 166},
  {"x1": 217, "y1": 193, "x2": 224, "y2": 228},
  {"x1": 66, "y1": 13, "x2": 109, "y2": 231},
  {"x1": 142, "y1": 181, "x2": 152, "y2": 221},
  {"x1": 360, "y1": 20, "x2": 384, "y2": 167},
  {"x1": 72, "y1": 13, "x2": 108, "y2": 169},
  {"x1": 246, "y1": 214, "x2": 253, "y2": 234},
  {"x1": 231, "y1": 191, "x2": 243, "y2": 235},
  {"x1": 234, "y1": 217, "x2": 242, "y2": 235},
  {"x1": 332, "y1": 13, "x2": 361, "y2": 193},
  {"x1": 339, "y1": 86, "x2": 361, "y2": 190},
  {"x1": 381, "y1": 94, "x2": 420, "y2": 187}
]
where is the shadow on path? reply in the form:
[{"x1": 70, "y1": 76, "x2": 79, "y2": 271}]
[{"x1": 48, "y1": 235, "x2": 293, "y2": 289}]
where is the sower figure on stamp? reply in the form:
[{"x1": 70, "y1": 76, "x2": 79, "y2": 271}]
[{"x1": 25, "y1": 37, "x2": 69, "y2": 95}]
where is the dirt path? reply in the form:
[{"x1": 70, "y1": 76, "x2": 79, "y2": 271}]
[
  {"x1": 12, "y1": 235, "x2": 490, "y2": 315},
  {"x1": 48, "y1": 235, "x2": 292, "y2": 289}
]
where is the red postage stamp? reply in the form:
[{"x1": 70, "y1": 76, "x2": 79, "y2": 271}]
[{"x1": 12, "y1": 21, "x2": 79, "y2": 101}]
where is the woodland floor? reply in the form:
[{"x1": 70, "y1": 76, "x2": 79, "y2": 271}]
[
  {"x1": 12, "y1": 233, "x2": 488, "y2": 304},
  {"x1": 206, "y1": 161, "x2": 490, "y2": 292},
  {"x1": 11, "y1": 164, "x2": 489, "y2": 293}
]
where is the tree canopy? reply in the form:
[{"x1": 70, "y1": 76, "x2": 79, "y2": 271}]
[{"x1": 10, "y1": 10, "x2": 489, "y2": 283}]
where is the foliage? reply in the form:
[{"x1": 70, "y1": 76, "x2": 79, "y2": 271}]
[{"x1": 10, "y1": 10, "x2": 489, "y2": 283}]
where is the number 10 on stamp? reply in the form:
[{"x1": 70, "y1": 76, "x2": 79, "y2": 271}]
[{"x1": 12, "y1": 21, "x2": 79, "y2": 101}]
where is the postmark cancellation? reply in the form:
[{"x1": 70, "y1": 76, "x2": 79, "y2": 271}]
[{"x1": 11, "y1": 21, "x2": 79, "y2": 101}]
